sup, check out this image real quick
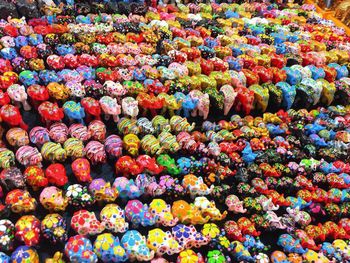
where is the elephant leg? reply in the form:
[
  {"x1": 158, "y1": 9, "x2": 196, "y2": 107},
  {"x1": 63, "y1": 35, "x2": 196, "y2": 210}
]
[
  {"x1": 22, "y1": 100, "x2": 32, "y2": 111},
  {"x1": 160, "y1": 107, "x2": 167, "y2": 116},
  {"x1": 150, "y1": 109, "x2": 157, "y2": 117},
  {"x1": 183, "y1": 109, "x2": 190, "y2": 118},
  {"x1": 113, "y1": 115, "x2": 119, "y2": 122},
  {"x1": 224, "y1": 101, "x2": 233, "y2": 115},
  {"x1": 143, "y1": 108, "x2": 148, "y2": 116},
  {"x1": 191, "y1": 108, "x2": 198, "y2": 117},
  {"x1": 169, "y1": 109, "x2": 175, "y2": 117},
  {"x1": 203, "y1": 109, "x2": 209, "y2": 120}
]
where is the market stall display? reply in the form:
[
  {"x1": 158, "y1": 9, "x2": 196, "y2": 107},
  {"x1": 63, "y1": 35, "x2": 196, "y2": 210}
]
[{"x1": 0, "y1": 0, "x2": 348, "y2": 262}]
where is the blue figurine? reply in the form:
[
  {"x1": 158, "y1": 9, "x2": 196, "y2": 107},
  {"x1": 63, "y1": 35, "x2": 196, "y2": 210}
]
[
  {"x1": 328, "y1": 63, "x2": 349, "y2": 79},
  {"x1": 309, "y1": 134, "x2": 328, "y2": 147},
  {"x1": 174, "y1": 92, "x2": 198, "y2": 118},
  {"x1": 276, "y1": 82, "x2": 296, "y2": 110},
  {"x1": 63, "y1": 101, "x2": 86, "y2": 124},
  {"x1": 283, "y1": 67, "x2": 302, "y2": 85},
  {"x1": 307, "y1": 65, "x2": 325, "y2": 80},
  {"x1": 242, "y1": 143, "x2": 257, "y2": 165}
]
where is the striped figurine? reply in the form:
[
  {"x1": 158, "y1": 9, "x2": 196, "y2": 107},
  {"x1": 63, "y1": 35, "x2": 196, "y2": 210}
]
[
  {"x1": 151, "y1": 115, "x2": 171, "y2": 134},
  {"x1": 158, "y1": 131, "x2": 180, "y2": 153},
  {"x1": 117, "y1": 117, "x2": 140, "y2": 135},
  {"x1": 170, "y1": 115, "x2": 195, "y2": 133},
  {"x1": 141, "y1": 135, "x2": 163, "y2": 156}
]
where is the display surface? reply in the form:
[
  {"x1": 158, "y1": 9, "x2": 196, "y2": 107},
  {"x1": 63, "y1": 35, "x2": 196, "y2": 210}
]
[{"x1": 0, "y1": 1, "x2": 349, "y2": 262}]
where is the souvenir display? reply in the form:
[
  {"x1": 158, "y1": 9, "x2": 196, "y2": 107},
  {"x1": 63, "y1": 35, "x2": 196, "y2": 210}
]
[{"x1": 0, "y1": 0, "x2": 349, "y2": 262}]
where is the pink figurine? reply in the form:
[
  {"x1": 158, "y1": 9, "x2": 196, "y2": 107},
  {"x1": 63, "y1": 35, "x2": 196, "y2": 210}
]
[
  {"x1": 71, "y1": 210, "x2": 105, "y2": 236},
  {"x1": 189, "y1": 90, "x2": 210, "y2": 120},
  {"x1": 16, "y1": 146, "x2": 42, "y2": 167},
  {"x1": 29, "y1": 126, "x2": 50, "y2": 146},
  {"x1": 88, "y1": 120, "x2": 106, "y2": 142},
  {"x1": 225, "y1": 194, "x2": 247, "y2": 214},
  {"x1": 104, "y1": 135, "x2": 123, "y2": 158},
  {"x1": 84, "y1": 141, "x2": 106, "y2": 164},
  {"x1": 39, "y1": 186, "x2": 68, "y2": 212},
  {"x1": 7, "y1": 84, "x2": 31, "y2": 111},
  {"x1": 49, "y1": 122, "x2": 68, "y2": 144},
  {"x1": 99, "y1": 96, "x2": 121, "y2": 122},
  {"x1": 122, "y1": 97, "x2": 139, "y2": 119},
  {"x1": 220, "y1": 85, "x2": 238, "y2": 116},
  {"x1": 103, "y1": 80, "x2": 127, "y2": 103},
  {"x1": 69, "y1": 123, "x2": 91, "y2": 142}
]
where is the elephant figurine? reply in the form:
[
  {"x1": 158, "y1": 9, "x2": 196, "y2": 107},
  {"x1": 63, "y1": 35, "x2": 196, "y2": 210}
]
[
  {"x1": 189, "y1": 90, "x2": 210, "y2": 119},
  {"x1": 276, "y1": 82, "x2": 296, "y2": 110},
  {"x1": 117, "y1": 118, "x2": 140, "y2": 135},
  {"x1": 88, "y1": 178, "x2": 117, "y2": 203},
  {"x1": 171, "y1": 200, "x2": 210, "y2": 225},
  {"x1": 113, "y1": 177, "x2": 142, "y2": 200},
  {"x1": 237, "y1": 217, "x2": 260, "y2": 237},
  {"x1": 249, "y1": 84, "x2": 269, "y2": 112},
  {"x1": 63, "y1": 101, "x2": 85, "y2": 124},
  {"x1": 204, "y1": 87, "x2": 224, "y2": 111},
  {"x1": 264, "y1": 211, "x2": 287, "y2": 230},
  {"x1": 102, "y1": 80, "x2": 127, "y2": 103},
  {"x1": 7, "y1": 84, "x2": 31, "y2": 111},
  {"x1": 318, "y1": 79, "x2": 336, "y2": 106},
  {"x1": 122, "y1": 134, "x2": 140, "y2": 156},
  {"x1": 283, "y1": 67, "x2": 302, "y2": 85},
  {"x1": 304, "y1": 224, "x2": 326, "y2": 243},
  {"x1": 286, "y1": 207, "x2": 311, "y2": 227},
  {"x1": 149, "y1": 199, "x2": 178, "y2": 227},
  {"x1": 193, "y1": 196, "x2": 227, "y2": 221},
  {"x1": 81, "y1": 97, "x2": 101, "y2": 122},
  {"x1": 156, "y1": 154, "x2": 181, "y2": 176},
  {"x1": 277, "y1": 234, "x2": 307, "y2": 254},
  {"x1": 328, "y1": 63, "x2": 349, "y2": 79},
  {"x1": 136, "y1": 155, "x2": 164, "y2": 175},
  {"x1": 151, "y1": 115, "x2": 171, "y2": 134},
  {"x1": 220, "y1": 84, "x2": 238, "y2": 115},
  {"x1": 141, "y1": 135, "x2": 163, "y2": 156},
  {"x1": 309, "y1": 134, "x2": 328, "y2": 147},
  {"x1": 157, "y1": 93, "x2": 182, "y2": 116},
  {"x1": 255, "y1": 195, "x2": 279, "y2": 211},
  {"x1": 122, "y1": 97, "x2": 139, "y2": 119},
  {"x1": 230, "y1": 241, "x2": 254, "y2": 262},
  {"x1": 224, "y1": 220, "x2": 245, "y2": 242},
  {"x1": 307, "y1": 65, "x2": 325, "y2": 80},
  {"x1": 115, "y1": 156, "x2": 143, "y2": 177},
  {"x1": 182, "y1": 174, "x2": 213, "y2": 198},
  {"x1": 174, "y1": 92, "x2": 198, "y2": 118},
  {"x1": 1, "y1": 104, "x2": 28, "y2": 130},
  {"x1": 125, "y1": 200, "x2": 156, "y2": 228},
  {"x1": 170, "y1": 116, "x2": 195, "y2": 133},
  {"x1": 137, "y1": 117, "x2": 154, "y2": 134},
  {"x1": 234, "y1": 86, "x2": 255, "y2": 115},
  {"x1": 295, "y1": 229, "x2": 320, "y2": 251},
  {"x1": 137, "y1": 92, "x2": 164, "y2": 117},
  {"x1": 158, "y1": 131, "x2": 180, "y2": 153},
  {"x1": 99, "y1": 96, "x2": 121, "y2": 122},
  {"x1": 121, "y1": 230, "x2": 154, "y2": 262},
  {"x1": 225, "y1": 194, "x2": 247, "y2": 213},
  {"x1": 71, "y1": 210, "x2": 105, "y2": 236}
]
